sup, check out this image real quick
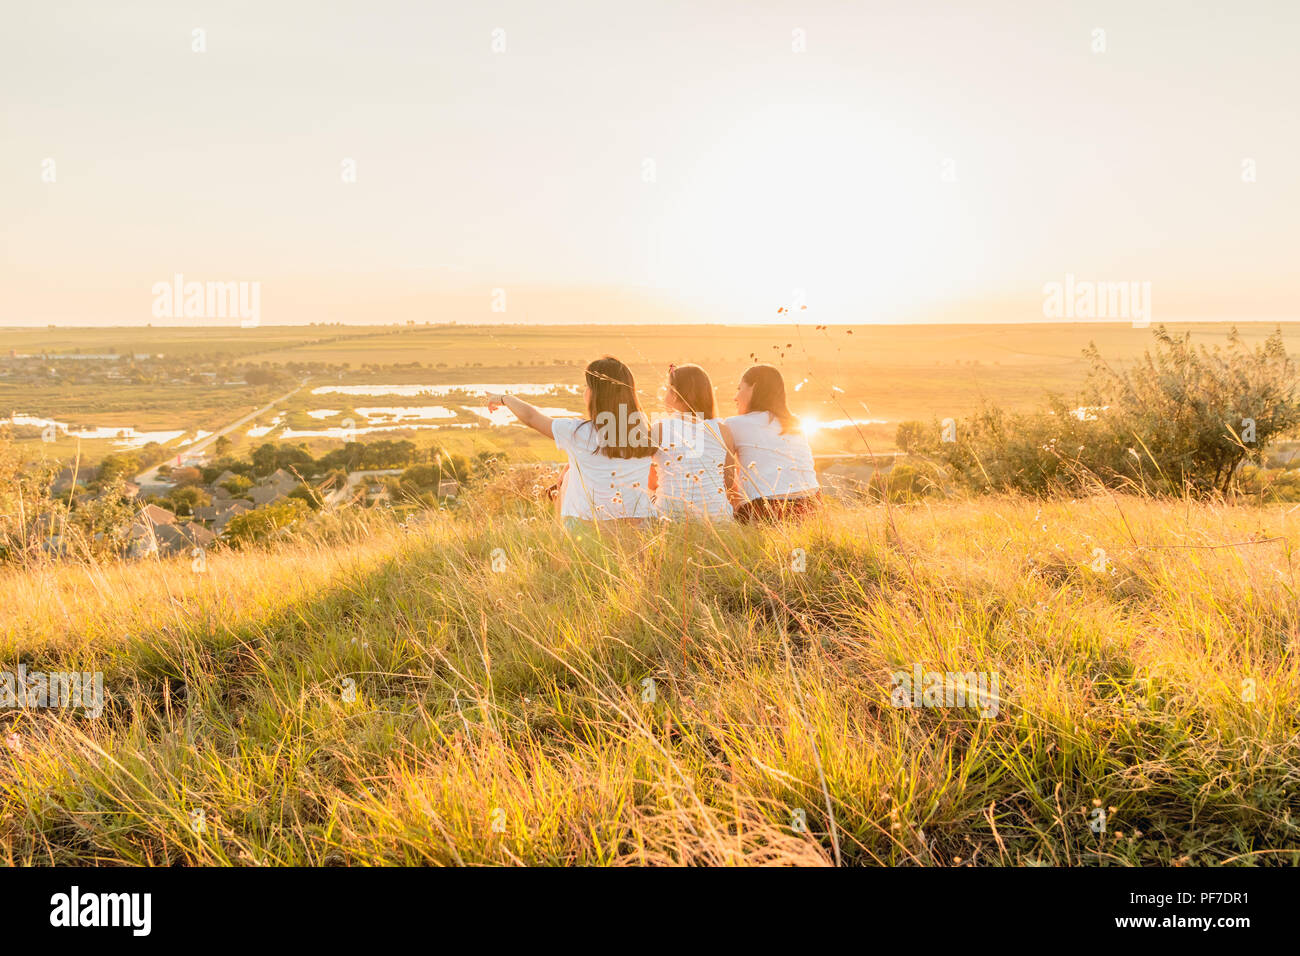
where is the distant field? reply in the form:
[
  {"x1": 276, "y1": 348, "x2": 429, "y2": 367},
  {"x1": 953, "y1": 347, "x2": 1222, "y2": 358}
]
[
  {"x1": 0, "y1": 384, "x2": 259, "y2": 430},
  {"x1": 6, "y1": 321, "x2": 1296, "y2": 462},
  {"x1": 0, "y1": 383, "x2": 265, "y2": 467},
  {"x1": 1, "y1": 326, "x2": 332, "y2": 361}
]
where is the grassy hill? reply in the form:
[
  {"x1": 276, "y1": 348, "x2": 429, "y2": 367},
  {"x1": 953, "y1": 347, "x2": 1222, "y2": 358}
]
[{"x1": 2, "y1": 494, "x2": 1298, "y2": 865}]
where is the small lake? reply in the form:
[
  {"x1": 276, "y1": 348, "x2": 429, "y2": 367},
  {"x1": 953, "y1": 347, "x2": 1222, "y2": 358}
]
[
  {"x1": 465, "y1": 406, "x2": 576, "y2": 426},
  {"x1": 2, "y1": 414, "x2": 189, "y2": 448},
  {"x1": 311, "y1": 383, "x2": 581, "y2": 398},
  {"x1": 277, "y1": 404, "x2": 578, "y2": 437},
  {"x1": 353, "y1": 406, "x2": 458, "y2": 422}
]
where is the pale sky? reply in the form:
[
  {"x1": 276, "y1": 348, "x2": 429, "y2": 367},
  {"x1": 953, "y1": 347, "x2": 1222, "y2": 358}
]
[{"x1": 2, "y1": 0, "x2": 1297, "y2": 326}]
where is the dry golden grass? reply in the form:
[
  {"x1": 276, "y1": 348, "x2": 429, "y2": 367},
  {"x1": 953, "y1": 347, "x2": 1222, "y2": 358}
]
[{"x1": 2, "y1": 492, "x2": 1298, "y2": 865}]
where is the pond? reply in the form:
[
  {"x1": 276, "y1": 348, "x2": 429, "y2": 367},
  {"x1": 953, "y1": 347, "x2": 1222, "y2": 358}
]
[
  {"x1": 2, "y1": 414, "x2": 189, "y2": 448},
  {"x1": 310, "y1": 383, "x2": 580, "y2": 398}
]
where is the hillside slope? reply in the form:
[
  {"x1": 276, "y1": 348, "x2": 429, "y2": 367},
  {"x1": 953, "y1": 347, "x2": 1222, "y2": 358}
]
[{"x1": 2, "y1": 497, "x2": 1298, "y2": 865}]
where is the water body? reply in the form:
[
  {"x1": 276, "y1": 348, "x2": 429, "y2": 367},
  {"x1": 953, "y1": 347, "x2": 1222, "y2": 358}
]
[
  {"x1": 464, "y1": 406, "x2": 576, "y2": 426},
  {"x1": 311, "y1": 383, "x2": 580, "y2": 398},
  {"x1": 2, "y1": 414, "x2": 188, "y2": 448}
]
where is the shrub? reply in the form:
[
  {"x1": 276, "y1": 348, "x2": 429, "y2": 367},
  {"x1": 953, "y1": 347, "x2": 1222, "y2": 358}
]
[
  {"x1": 220, "y1": 474, "x2": 253, "y2": 495},
  {"x1": 166, "y1": 485, "x2": 211, "y2": 516},
  {"x1": 1080, "y1": 326, "x2": 1300, "y2": 493},
  {"x1": 225, "y1": 499, "x2": 310, "y2": 545},
  {"x1": 908, "y1": 327, "x2": 1300, "y2": 497},
  {"x1": 894, "y1": 421, "x2": 928, "y2": 454},
  {"x1": 288, "y1": 481, "x2": 323, "y2": 511},
  {"x1": 901, "y1": 400, "x2": 1095, "y2": 496},
  {"x1": 95, "y1": 452, "x2": 141, "y2": 485}
]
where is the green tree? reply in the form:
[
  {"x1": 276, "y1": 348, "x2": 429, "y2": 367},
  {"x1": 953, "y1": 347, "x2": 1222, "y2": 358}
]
[
  {"x1": 73, "y1": 475, "x2": 138, "y2": 549},
  {"x1": 220, "y1": 474, "x2": 253, "y2": 495},
  {"x1": 251, "y1": 442, "x2": 279, "y2": 476},
  {"x1": 166, "y1": 485, "x2": 212, "y2": 516},
  {"x1": 288, "y1": 481, "x2": 322, "y2": 511},
  {"x1": 96, "y1": 452, "x2": 142, "y2": 485},
  {"x1": 224, "y1": 499, "x2": 310, "y2": 545}
]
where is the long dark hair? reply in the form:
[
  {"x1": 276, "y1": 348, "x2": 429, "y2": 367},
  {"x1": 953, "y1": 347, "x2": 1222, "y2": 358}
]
[
  {"x1": 667, "y1": 363, "x2": 715, "y2": 419},
  {"x1": 584, "y1": 355, "x2": 654, "y2": 459},
  {"x1": 741, "y1": 364, "x2": 800, "y2": 434}
]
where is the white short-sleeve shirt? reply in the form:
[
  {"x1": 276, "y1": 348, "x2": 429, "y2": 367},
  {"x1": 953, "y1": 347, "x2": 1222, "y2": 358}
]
[
  {"x1": 552, "y1": 417, "x2": 655, "y2": 520},
  {"x1": 724, "y1": 411, "x2": 819, "y2": 501},
  {"x1": 652, "y1": 415, "x2": 732, "y2": 520}
]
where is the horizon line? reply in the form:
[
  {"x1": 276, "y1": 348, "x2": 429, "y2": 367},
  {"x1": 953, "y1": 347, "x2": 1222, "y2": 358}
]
[{"x1": 5, "y1": 318, "x2": 1299, "y2": 332}]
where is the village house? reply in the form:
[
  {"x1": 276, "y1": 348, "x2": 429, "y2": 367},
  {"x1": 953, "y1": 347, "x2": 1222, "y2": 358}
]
[
  {"x1": 248, "y1": 483, "x2": 287, "y2": 507},
  {"x1": 139, "y1": 503, "x2": 176, "y2": 526},
  {"x1": 267, "y1": 468, "x2": 298, "y2": 494},
  {"x1": 154, "y1": 522, "x2": 218, "y2": 556},
  {"x1": 212, "y1": 501, "x2": 252, "y2": 533},
  {"x1": 191, "y1": 504, "x2": 222, "y2": 524}
]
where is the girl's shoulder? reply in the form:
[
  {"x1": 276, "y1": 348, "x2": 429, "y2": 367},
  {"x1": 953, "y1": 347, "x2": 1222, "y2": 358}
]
[
  {"x1": 658, "y1": 412, "x2": 716, "y2": 430},
  {"x1": 725, "y1": 411, "x2": 770, "y2": 430},
  {"x1": 672, "y1": 415, "x2": 729, "y2": 435},
  {"x1": 554, "y1": 417, "x2": 597, "y2": 451}
]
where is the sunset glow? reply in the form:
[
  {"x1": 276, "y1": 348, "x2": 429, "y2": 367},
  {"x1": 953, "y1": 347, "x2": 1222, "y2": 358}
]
[{"x1": 3, "y1": 2, "x2": 1297, "y2": 327}]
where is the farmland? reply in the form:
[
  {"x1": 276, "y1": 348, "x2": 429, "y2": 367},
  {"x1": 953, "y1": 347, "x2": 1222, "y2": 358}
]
[{"x1": 6, "y1": 321, "x2": 1297, "y2": 466}]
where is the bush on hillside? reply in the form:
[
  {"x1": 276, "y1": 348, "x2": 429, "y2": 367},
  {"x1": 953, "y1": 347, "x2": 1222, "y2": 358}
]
[
  {"x1": 225, "y1": 499, "x2": 310, "y2": 545},
  {"x1": 902, "y1": 327, "x2": 1300, "y2": 496},
  {"x1": 288, "y1": 481, "x2": 323, "y2": 511}
]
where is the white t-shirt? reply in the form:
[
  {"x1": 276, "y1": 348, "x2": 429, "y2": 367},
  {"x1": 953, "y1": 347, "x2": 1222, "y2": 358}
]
[
  {"x1": 652, "y1": 415, "x2": 732, "y2": 520},
  {"x1": 724, "y1": 411, "x2": 819, "y2": 502},
  {"x1": 552, "y1": 417, "x2": 655, "y2": 520}
]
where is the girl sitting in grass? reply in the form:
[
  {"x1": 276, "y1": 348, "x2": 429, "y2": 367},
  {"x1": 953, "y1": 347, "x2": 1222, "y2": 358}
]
[
  {"x1": 486, "y1": 356, "x2": 656, "y2": 530},
  {"x1": 649, "y1": 363, "x2": 737, "y2": 522},
  {"x1": 725, "y1": 364, "x2": 821, "y2": 523}
]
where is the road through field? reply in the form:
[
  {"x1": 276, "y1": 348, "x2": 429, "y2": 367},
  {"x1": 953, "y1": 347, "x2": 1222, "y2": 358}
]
[{"x1": 133, "y1": 382, "x2": 305, "y2": 493}]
